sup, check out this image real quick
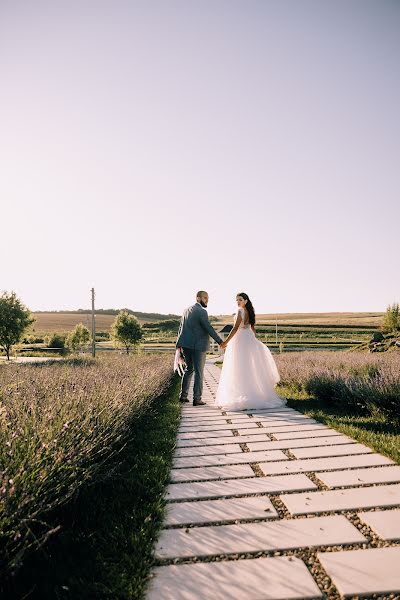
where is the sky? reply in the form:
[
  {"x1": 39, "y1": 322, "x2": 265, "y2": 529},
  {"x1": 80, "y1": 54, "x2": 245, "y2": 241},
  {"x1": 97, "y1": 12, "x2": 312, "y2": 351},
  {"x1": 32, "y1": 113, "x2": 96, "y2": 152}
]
[{"x1": 1, "y1": 0, "x2": 399, "y2": 316}]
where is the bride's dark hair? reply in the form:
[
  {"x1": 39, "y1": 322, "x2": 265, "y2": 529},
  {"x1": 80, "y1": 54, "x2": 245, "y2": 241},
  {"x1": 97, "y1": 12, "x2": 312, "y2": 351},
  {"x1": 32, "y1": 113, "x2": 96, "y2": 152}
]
[{"x1": 237, "y1": 292, "x2": 256, "y2": 326}]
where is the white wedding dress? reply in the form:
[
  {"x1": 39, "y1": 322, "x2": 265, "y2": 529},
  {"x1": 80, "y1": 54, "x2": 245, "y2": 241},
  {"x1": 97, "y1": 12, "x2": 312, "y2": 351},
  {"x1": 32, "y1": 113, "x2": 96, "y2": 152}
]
[{"x1": 215, "y1": 307, "x2": 287, "y2": 410}]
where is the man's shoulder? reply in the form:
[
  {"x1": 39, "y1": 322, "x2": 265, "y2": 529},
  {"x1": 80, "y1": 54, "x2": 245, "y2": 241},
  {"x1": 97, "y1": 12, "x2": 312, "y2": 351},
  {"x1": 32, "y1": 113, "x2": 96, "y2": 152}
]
[{"x1": 183, "y1": 304, "x2": 198, "y2": 315}]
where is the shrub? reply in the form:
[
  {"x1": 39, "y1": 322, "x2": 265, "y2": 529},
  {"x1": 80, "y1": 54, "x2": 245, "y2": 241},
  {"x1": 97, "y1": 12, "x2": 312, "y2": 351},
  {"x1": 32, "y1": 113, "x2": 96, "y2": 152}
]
[
  {"x1": 44, "y1": 333, "x2": 66, "y2": 349},
  {"x1": 66, "y1": 324, "x2": 90, "y2": 353},
  {"x1": 383, "y1": 302, "x2": 400, "y2": 334}
]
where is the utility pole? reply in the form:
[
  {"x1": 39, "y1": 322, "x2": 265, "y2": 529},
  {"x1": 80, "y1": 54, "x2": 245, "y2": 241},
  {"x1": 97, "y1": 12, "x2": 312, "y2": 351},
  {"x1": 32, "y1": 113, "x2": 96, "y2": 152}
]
[{"x1": 91, "y1": 287, "x2": 96, "y2": 357}]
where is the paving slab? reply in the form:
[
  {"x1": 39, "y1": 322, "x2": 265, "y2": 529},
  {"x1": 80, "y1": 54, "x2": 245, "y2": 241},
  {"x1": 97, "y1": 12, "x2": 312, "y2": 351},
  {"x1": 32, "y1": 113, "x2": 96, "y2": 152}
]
[
  {"x1": 181, "y1": 413, "x2": 231, "y2": 420},
  {"x1": 174, "y1": 443, "x2": 243, "y2": 458},
  {"x1": 173, "y1": 449, "x2": 289, "y2": 469},
  {"x1": 178, "y1": 422, "x2": 260, "y2": 433},
  {"x1": 225, "y1": 408, "x2": 297, "y2": 415},
  {"x1": 181, "y1": 409, "x2": 223, "y2": 415},
  {"x1": 170, "y1": 463, "x2": 255, "y2": 483},
  {"x1": 252, "y1": 420, "x2": 321, "y2": 430},
  {"x1": 254, "y1": 415, "x2": 317, "y2": 422},
  {"x1": 318, "y1": 547, "x2": 400, "y2": 597},
  {"x1": 164, "y1": 495, "x2": 278, "y2": 526},
  {"x1": 155, "y1": 514, "x2": 365, "y2": 559},
  {"x1": 250, "y1": 411, "x2": 312, "y2": 418},
  {"x1": 280, "y1": 483, "x2": 400, "y2": 515},
  {"x1": 178, "y1": 425, "x2": 233, "y2": 434},
  {"x1": 147, "y1": 556, "x2": 323, "y2": 600},
  {"x1": 166, "y1": 473, "x2": 317, "y2": 501},
  {"x1": 224, "y1": 433, "x2": 272, "y2": 444},
  {"x1": 358, "y1": 509, "x2": 400, "y2": 541},
  {"x1": 316, "y1": 465, "x2": 400, "y2": 488},
  {"x1": 263, "y1": 425, "x2": 331, "y2": 435},
  {"x1": 260, "y1": 453, "x2": 394, "y2": 475},
  {"x1": 272, "y1": 428, "x2": 342, "y2": 440},
  {"x1": 177, "y1": 430, "x2": 234, "y2": 440},
  {"x1": 180, "y1": 414, "x2": 224, "y2": 420},
  {"x1": 181, "y1": 407, "x2": 221, "y2": 413},
  {"x1": 290, "y1": 443, "x2": 372, "y2": 459},
  {"x1": 246, "y1": 435, "x2": 355, "y2": 453},
  {"x1": 176, "y1": 434, "x2": 247, "y2": 448},
  {"x1": 233, "y1": 427, "x2": 267, "y2": 436},
  {"x1": 180, "y1": 418, "x2": 230, "y2": 426}
]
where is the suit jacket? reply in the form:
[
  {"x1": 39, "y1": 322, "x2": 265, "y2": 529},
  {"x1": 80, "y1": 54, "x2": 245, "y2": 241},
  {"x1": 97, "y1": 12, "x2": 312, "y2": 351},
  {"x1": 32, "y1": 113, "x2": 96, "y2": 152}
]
[{"x1": 176, "y1": 303, "x2": 223, "y2": 352}]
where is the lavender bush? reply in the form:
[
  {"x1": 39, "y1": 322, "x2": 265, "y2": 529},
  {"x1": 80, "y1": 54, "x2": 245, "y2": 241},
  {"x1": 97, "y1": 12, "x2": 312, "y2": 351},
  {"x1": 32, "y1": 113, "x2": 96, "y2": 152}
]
[
  {"x1": 0, "y1": 354, "x2": 174, "y2": 575},
  {"x1": 275, "y1": 351, "x2": 400, "y2": 419}
]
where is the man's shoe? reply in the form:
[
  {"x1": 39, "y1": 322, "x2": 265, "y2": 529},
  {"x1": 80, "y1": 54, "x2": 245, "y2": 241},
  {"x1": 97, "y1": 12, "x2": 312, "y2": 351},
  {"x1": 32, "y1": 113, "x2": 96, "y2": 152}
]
[
  {"x1": 179, "y1": 397, "x2": 190, "y2": 403},
  {"x1": 193, "y1": 400, "x2": 206, "y2": 406}
]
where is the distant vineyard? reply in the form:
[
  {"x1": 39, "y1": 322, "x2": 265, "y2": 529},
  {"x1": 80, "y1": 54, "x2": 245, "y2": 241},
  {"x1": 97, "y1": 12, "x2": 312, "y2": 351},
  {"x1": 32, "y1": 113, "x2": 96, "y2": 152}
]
[{"x1": 214, "y1": 312, "x2": 384, "y2": 327}]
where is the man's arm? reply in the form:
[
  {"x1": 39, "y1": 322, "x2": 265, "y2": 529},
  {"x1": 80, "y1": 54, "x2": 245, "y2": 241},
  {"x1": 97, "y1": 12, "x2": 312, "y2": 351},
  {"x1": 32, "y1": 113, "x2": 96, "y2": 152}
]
[{"x1": 198, "y1": 309, "x2": 223, "y2": 345}]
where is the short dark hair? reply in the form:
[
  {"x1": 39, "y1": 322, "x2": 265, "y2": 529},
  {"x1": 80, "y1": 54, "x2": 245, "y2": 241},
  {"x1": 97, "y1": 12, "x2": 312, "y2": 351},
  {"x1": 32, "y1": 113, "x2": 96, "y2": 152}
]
[{"x1": 196, "y1": 290, "x2": 208, "y2": 298}]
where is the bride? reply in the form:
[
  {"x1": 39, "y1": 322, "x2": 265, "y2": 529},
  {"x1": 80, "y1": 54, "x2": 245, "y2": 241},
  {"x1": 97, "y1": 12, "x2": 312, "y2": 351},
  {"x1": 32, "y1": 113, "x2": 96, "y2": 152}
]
[{"x1": 216, "y1": 292, "x2": 287, "y2": 410}]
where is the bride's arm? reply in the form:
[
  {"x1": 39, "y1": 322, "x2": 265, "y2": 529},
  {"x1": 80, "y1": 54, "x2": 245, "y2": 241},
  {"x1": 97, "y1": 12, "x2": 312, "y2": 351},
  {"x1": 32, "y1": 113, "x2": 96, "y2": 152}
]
[
  {"x1": 251, "y1": 324, "x2": 257, "y2": 337},
  {"x1": 221, "y1": 311, "x2": 242, "y2": 346}
]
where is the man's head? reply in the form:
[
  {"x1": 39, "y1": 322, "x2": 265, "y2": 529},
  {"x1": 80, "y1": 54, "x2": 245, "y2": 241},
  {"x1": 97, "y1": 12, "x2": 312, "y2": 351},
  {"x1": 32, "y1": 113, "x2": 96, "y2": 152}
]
[{"x1": 196, "y1": 290, "x2": 209, "y2": 308}]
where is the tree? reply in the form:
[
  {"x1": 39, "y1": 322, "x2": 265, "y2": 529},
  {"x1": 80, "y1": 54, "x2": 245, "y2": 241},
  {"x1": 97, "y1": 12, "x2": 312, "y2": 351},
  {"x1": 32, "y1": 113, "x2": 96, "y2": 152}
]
[
  {"x1": 382, "y1": 302, "x2": 400, "y2": 334},
  {"x1": 111, "y1": 311, "x2": 143, "y2": 354},
  {"x1": 0, "y1": 291, "x2": 34, "y2": 360},
  {"x1": 66, "y1": 323, "x2": 91, "y2": 353}
]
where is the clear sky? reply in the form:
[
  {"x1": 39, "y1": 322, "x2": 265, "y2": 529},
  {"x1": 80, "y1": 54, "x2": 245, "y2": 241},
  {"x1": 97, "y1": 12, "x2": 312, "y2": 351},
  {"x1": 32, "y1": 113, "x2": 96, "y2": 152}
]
[{"x1": 1, "y1": 0, "x2": 399, "y2": 316}]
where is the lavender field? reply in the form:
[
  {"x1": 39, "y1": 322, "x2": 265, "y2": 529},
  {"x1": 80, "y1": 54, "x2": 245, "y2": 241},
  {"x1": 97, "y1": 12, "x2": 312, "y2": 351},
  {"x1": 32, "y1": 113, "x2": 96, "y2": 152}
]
[
  {"x1": 0, "y1": 354, "x2": 175, "y2": 585},
  {"x1": 275, "y1": 350, "x2": 400, "y2": 420}
]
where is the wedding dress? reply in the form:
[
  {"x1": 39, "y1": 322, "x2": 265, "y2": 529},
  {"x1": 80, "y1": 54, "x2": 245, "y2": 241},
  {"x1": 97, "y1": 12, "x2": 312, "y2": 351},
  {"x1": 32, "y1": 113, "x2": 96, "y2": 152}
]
[{"x1": 215, "y1": 307, "x2": 287, "y2": 410}]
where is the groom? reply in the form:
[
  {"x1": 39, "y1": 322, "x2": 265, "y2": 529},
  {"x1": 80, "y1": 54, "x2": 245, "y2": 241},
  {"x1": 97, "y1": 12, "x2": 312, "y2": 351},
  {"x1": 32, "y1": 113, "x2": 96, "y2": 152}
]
[{"x1": 176, "y1": 291, "x2": 223, "y2": 406}]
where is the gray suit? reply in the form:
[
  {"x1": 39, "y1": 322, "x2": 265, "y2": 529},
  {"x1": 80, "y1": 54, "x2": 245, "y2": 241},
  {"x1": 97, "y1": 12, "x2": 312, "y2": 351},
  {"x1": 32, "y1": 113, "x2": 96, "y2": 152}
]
[{"x1": 176, "y1": 303, "x2": 223, "y2": 403}]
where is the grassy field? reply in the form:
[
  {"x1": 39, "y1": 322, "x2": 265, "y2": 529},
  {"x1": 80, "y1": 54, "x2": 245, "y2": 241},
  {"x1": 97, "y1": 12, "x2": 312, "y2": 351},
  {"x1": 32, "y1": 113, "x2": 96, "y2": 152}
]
[
  {"x1": 0, "y1": 354, "x2": 180, "y2": 599},
  {"x1": 30, "y1": 312, "x2": 162, "y2": 334}
]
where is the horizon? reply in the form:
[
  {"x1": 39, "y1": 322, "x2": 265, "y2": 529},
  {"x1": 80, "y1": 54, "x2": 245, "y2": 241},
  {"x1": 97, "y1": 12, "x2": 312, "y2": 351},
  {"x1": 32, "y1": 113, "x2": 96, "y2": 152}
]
[{"x1": 1, "y1": 1, "x2": 399, "y2": 316}]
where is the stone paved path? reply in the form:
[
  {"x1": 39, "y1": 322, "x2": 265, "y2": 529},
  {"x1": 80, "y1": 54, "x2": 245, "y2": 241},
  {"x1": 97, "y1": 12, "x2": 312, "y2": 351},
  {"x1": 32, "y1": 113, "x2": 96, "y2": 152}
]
[{"x1": 146, "y1": 361, "x2": 400, "y2": 599}]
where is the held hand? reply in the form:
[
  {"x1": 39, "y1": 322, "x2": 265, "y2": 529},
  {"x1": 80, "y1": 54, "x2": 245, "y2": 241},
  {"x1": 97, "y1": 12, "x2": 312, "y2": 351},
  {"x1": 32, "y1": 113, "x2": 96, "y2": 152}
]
[{"x1": 220, "y1": 341, "x2": 227, "y2": 350}]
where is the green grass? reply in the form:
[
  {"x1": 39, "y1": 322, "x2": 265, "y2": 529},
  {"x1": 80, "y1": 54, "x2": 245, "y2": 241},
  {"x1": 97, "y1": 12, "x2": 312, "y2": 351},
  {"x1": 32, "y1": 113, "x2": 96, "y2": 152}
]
[
  {"x1": 279, "y1": 385, "x2": 400, "y2": 464},
  {"x1": 4, "y1": 377, "x2": 181, "y2": 600}
]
